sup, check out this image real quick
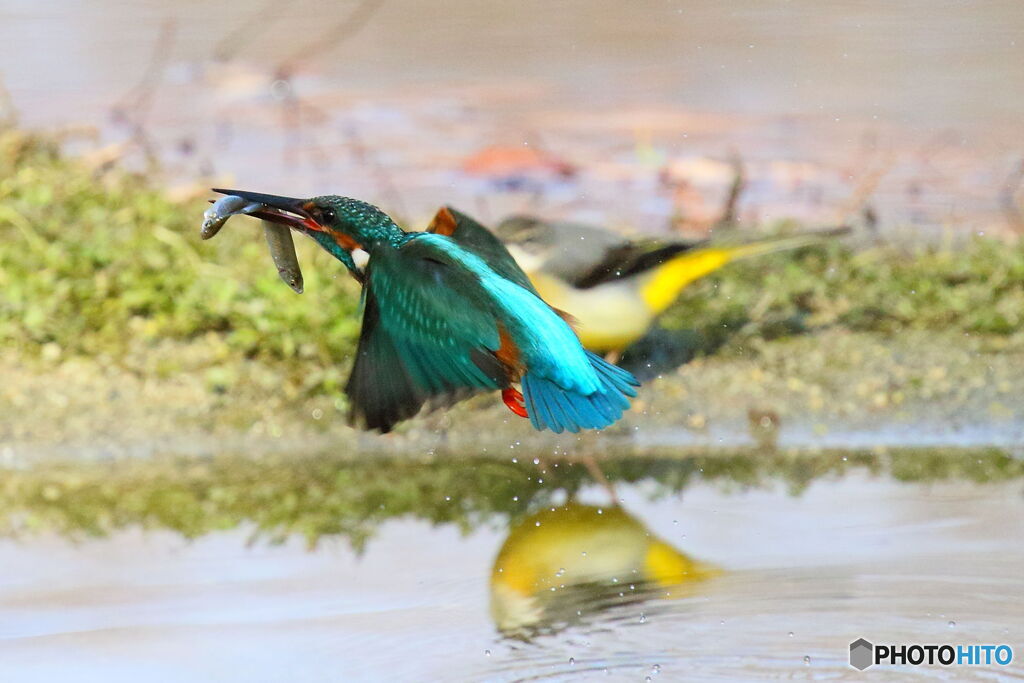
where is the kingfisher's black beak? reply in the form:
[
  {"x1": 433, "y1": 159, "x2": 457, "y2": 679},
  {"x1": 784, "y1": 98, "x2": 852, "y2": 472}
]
[{"x1": 212, "y1": 188, "x2": 324, "y2": 233}]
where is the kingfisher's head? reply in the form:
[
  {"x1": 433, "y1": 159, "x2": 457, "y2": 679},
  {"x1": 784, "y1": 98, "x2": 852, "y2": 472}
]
[{"x1": 212, "y1": 189, "x2": 403, "y2": 269}]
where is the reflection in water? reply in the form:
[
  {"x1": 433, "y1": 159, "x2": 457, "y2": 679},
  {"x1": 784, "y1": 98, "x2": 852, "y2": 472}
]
[
  {"x1": 1, "y1": 447, "x2": 1023, "y2": 680},
  {"x1": 490, "y1": 501, "x2": 719, "y2": 638},
  {"x1": 2, "y1": 446, "x2": 1022, "y2": 548}
]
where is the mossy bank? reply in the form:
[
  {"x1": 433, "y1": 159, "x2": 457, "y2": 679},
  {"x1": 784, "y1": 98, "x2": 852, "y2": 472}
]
[{"x1": 2, "y1": 127, "x2": 1023, "y2": 457}]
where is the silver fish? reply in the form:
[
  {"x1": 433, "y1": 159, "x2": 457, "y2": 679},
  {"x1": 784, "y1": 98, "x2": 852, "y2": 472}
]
[
  {"x1": 262, "y1": 220, "x2": 304, "y2": 294},
  {"x1": 200, "y1": 195, "x2": 264, "y2": 240}
]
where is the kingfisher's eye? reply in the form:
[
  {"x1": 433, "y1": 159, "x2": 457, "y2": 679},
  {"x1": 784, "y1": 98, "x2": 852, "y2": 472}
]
[{"x1": 321, "y1": 208, "x2": 336, "y2": 223}]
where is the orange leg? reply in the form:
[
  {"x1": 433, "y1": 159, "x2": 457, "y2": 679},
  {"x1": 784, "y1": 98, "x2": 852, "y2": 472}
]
[{"x1": 502, "y1": 387, "x2": 528, "y2": 418}]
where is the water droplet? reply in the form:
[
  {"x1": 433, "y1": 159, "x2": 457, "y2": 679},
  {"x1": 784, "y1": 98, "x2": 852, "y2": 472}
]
[
  {"x1": 788, "y1": 632, "x2": 794, "y2": 638},
  {"x1": 484, "y1": 649, "x2": 491, "y2": 657},
  {"x1": 581, "y1": 551, "x2": 587, "y2": 557},
  {"x1": 948, "y1": 620, "x2": 956, "y2": 628},
  {"x1": 512, "y1": 495, "x2": 518, "y2": 502},
  {"x1": 511, "y1": 457, "x2": 517, "y2": 463},
  {"x1": 533, "y1": 458, "x2": 540, "y2": 465},
  {"x1": 535, "y1": 521, "x2": 541, "y2": 527},
  {"x1": 803, "y1": 656, "x2": 811, "y2": 666},
  {"x1": 444, "y1": 496, "x2": 451, "y2": 501},
  {"x1": 556, "y1": 568, "x2": 566, "y2": 577},
  {"x1": 569, "y1": 657, "x2": 575, "y2": 666},
  {"x1": 639, "y1": 613, "x2": 647, "y2": 623}
]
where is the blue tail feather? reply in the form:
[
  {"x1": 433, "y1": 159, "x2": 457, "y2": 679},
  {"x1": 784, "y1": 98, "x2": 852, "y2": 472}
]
[
  {"x1": 538, "y1": 382, "x2": 565, "y2": 433},
  {"x1": 589, "y1": 391, "x2": 619, "y2": 424},
  {"x1": 521, "y1": 355, "x2": 640, "y2": 433},
  {"x1": 552, "y1": 388, "x2": 584, "y2": 433},
  {"x1": 522, "y1": 379, "x2": 542, "y2": 431},
  {"x1": 587, "y1": 351, "x2": 640, "y2": 396}
]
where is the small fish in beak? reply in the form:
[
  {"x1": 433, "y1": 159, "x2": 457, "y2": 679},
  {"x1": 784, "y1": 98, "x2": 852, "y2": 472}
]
[
  {"x1": 200, "y1": 194, "x2": 304, "y2": 294},
  {"x1": 261, "y1": 220, "x2": 304, "y2": 293},
  {"x1": 201, "y1": 195, "x2": 263, "y2": 239}
]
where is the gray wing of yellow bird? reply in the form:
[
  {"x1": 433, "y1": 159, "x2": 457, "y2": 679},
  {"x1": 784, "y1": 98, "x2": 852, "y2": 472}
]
[
  {"x1": 494, "y1": 215, "x2": 635, "y2": 285},
  {"x1": 495, "y1": 215, "x2": 850, "y2": 353}
]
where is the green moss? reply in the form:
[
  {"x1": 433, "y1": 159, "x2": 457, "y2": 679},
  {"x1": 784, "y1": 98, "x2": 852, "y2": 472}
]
[
  {"x1": 657, "y1": 235, "x2": 1024, "y2": 357},
  {"x1": 0, "y1": 129, "x2": 362, "y2": 394},
  {"x1": 2, "y1": 125, "x2": 1023, "y2": 406}
]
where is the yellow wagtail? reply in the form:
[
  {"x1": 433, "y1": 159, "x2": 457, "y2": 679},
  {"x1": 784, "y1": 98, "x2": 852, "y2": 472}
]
[{"x1": 496, "y1": 216, "x2": 849, "y2": 353}]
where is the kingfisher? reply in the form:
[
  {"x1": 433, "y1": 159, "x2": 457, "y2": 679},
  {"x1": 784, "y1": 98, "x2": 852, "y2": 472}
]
[
  {"x1": 496, "y1": 216, "x2": 850, "y2": 354},
  {"x1": 209, "y1": 189, "x2": 639, "y2": 434}
]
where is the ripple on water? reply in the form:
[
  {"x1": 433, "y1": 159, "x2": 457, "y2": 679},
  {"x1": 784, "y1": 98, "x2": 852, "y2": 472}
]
[{"x1": 0, "y1": 458, "x2": 1022, "y2": 681}]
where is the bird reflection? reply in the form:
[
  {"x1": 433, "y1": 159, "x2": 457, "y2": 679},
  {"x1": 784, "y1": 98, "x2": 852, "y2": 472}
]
[{"x1": 489, "y1": 501, "x2": 720, "y2": 638}]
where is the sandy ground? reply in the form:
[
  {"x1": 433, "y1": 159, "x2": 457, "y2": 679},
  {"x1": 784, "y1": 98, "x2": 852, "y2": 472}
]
[{"x1": 4, "y1": 328, "x2": 1022, "y2": 462}]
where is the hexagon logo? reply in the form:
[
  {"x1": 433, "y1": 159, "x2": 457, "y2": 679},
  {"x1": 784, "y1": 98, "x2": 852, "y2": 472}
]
[{"x1": 850, "y1": 638, "x2": 874, "y2": 670}]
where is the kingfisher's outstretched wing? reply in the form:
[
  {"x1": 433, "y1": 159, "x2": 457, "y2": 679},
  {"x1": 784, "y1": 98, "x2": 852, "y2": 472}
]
[
  {"x1": 345, "y1": 236, "x2": 516, "y2": 432},
  {"x1": 426, "y1": 206, "x2": 539, "y2": 295}
]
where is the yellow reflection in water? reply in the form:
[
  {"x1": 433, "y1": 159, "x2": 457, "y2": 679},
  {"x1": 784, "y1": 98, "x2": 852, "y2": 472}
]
[{"x1": 490, "y1": 501, "x2": 720, "y2": 636}]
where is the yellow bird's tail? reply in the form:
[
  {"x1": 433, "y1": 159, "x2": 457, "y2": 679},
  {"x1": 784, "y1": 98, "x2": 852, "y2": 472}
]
[{"x1": 640, "y1": 226, "x2": 850, "y2": 313}]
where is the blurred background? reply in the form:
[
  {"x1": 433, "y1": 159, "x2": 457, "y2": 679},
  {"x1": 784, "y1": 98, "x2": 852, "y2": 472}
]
[
  {"x1": 4, "y1": 0, "x2": 1024, "y2": 231},
  {"x1": 1, "y1": 1, "x2": 1023, "y2": 681}
]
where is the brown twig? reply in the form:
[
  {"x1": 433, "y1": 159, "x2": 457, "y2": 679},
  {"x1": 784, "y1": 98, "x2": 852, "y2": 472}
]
[
  {"x1": 836, "y1": 149, "x2": 894, "y2": 224},
  {"x1": 0, "y1": 75, "x2": 17, "y2": 127},
  {"x1": 715, "y1": 151, "x2": 746, "y2": 230},
  {"x1": 577, "y1": 454, "x2": 618, "y2": 502},
  {"x1": 274, "y1": 83, "x2": 331, "y2": 175},
  {"x1": 340, "y1": 119, "x2": 408, "y2": 219},
  {"x1": 110, "y1": 19, "x2": 177, "y2": 169},
  {"x1": 1000, "y1": 158, "x2": 1024, "y2": 235},
  {"x1": 275, "y1": 0, "x2": 386, "y2": 79},
  {"x1": 210, "y1": 0, "x2": 283, "y2": 62},
  {"x1": 114, "y1": 19, "x2": 176, "y2": 122},
  {"x1": 266, "y1": 0, "x2": 396, "y2": 209},
  {"x1": 862, "y1": 205, "x2": 879, "y2": 237}
]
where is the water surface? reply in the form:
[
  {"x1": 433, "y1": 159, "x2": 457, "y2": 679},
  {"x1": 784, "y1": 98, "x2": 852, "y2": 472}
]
[
  {"x1": 4, "y1": 1, "x2": 1021, "y2": 231},
  {"x1": 4, "y1": 0, "x2": 1023, "y2": 129},
  {"x1": 1, "y1": 448, "x2": 1021, "y2": 681}
]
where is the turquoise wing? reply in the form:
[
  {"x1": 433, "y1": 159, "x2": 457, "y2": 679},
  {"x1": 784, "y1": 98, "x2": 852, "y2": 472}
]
[
  {"x1": 344, "y1": 238, "x2": 511, "y2": 432},
  {"x1": 429, "y1": 207, "x2": 540, "y2": 296}
]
